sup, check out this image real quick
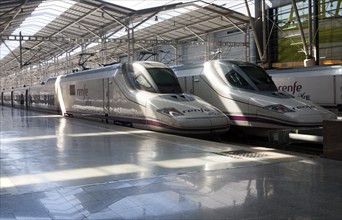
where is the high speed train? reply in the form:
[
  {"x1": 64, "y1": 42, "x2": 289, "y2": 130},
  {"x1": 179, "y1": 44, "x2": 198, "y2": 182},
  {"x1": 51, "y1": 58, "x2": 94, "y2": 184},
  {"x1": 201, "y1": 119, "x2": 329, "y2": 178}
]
[
  {"x1": 267, "y1": 65, "x2": 342, "y2": 112},
  {"x1": 171, "y1": 60, "x2": 337, "y2": 134},
  {"x1": 1, "y1": 61, "x2": 230, "y2": 135}
]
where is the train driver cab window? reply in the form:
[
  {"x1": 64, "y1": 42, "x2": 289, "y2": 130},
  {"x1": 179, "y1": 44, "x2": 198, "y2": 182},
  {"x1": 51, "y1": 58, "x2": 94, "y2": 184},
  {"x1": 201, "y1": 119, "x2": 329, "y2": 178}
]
[
  {"x1": 238, "y1": 65, "x2": 277, "y2": 91},
  {"x1": 214, "y1": 62, "x2": 251, "y2": 90},
  {"x1": 225, "y1": 69, "x2": 252, "y2": 90},
  {"x1": 146, "y1": 68, "x2": 182, "y2": 94}
]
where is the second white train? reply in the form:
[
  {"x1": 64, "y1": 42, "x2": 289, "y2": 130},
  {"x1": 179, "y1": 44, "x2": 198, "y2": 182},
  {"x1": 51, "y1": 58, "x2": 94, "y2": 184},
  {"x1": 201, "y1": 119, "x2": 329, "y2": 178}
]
[{"x1": 172, "y1": 60, "x2": 336, "y2": 132}]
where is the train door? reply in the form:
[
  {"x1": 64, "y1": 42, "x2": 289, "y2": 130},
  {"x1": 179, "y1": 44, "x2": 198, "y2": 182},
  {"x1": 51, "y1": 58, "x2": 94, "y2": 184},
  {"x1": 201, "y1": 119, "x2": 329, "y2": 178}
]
[
  {"x1": 184, "y1": 76, "x2": 194, "y2": 94},
  {"x1": 25, "y1": 89, "x2": 29, "y2": 109},
  {"x1": 179, "y1": 76, "x2": 194, "y2": 94},
  {"x1": 177, "y1": 67, "x2": 202, "y2": 95},
  {"x1": 103, "y1": 78, "x2": 110, "y2": 115},
  {"x1": 11, "y1": 91, "x2": 14, "y2": 107}
]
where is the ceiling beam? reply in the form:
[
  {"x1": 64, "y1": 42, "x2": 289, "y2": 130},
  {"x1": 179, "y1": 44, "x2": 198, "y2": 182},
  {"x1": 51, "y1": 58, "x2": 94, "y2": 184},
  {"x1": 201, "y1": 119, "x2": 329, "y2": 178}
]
[
  {"x1": 222, "y1": 15, "x2": 246, "y2": 34},
  {"x1": 184, "y1": 26, "x2": 205, "y2": 42},
  {"x1": 0, "y1": 0, "x2": 28, "y2": 35},
  {"x1": 1, "y1": 39, "x2": 20, "y2": 63}
]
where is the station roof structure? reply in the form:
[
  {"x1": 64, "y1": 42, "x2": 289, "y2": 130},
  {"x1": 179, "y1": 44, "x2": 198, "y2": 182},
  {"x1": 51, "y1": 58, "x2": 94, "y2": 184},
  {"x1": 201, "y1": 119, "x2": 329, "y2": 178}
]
[{"x1": 0, "y1": 0, "x2": 252, "y2": 80}]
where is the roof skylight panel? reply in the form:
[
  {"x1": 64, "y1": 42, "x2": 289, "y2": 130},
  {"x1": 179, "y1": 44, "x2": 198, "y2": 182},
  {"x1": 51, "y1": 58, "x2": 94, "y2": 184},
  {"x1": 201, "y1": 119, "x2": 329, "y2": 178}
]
[{"x1": 0, "y1": 0, "x2": 75, "y2": 60}]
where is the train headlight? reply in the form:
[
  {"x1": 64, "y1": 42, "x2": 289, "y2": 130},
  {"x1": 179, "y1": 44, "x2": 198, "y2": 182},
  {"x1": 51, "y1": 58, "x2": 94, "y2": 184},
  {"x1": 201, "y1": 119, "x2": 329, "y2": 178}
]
[
  {"x1": 264, "y1": 104, "x2": 295, "y2": 113},
  {"x1": 157, "y1": 107, "x2": 184, "y2": 117}
]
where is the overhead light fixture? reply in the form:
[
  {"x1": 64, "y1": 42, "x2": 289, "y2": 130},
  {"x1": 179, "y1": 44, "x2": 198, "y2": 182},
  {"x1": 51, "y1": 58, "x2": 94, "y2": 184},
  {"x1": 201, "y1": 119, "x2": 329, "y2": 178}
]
[{"x1": 155, "y1": 15, "x2": 158, "y2": 21}]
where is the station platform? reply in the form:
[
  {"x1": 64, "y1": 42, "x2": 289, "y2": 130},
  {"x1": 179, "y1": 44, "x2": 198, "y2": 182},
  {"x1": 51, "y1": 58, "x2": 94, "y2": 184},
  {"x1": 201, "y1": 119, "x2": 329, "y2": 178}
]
[{"x1": 1, "y1": 106, "x2": 342, "y2": 220}]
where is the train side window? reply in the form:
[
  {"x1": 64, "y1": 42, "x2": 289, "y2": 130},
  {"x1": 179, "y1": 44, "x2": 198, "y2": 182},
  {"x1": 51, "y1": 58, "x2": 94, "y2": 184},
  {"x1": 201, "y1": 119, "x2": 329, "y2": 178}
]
[
  {"x1": 131, "y1": 65, "x2": 156, "y2": 93},
  {"x1": 70, "y1": 85, "x2": 75, "y2": 95},
  {"x1": 135, "y1": 74, "x2": 154, "y2": 92},
  {"x1": 121, "y1": 63, "x2": 135, "y2": 89}
]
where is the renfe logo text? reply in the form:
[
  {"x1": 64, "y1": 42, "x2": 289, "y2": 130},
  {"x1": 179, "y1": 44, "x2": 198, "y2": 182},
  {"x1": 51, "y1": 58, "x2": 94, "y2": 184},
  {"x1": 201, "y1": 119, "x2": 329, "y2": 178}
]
[
  {"x1": 278, "y1": 81, "x2": 302, "y2": 95},
  {"x1": 77, "y1": 87, "x2": 88, "y2": 97}
]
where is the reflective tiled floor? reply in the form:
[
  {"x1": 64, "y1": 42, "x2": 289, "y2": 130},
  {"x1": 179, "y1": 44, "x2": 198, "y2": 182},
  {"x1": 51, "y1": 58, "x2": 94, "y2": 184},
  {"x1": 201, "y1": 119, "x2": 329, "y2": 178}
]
[{"x1": 1, "y1": 106, "x2": 342, "y2": 220}]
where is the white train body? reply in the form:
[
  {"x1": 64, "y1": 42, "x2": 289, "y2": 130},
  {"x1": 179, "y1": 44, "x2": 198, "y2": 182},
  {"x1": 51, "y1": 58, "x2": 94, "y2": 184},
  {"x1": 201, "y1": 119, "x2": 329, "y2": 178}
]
[
  {"x1": 267, "y1": 65, "x2": 342, "y2": 111},
  {"x1": 29, "y1": 78, "x2": 59, "y2": 112},
  {"x1": 1, "y1": 61, "x2": 230, "y2": 135},
  {"x1": 172, "y1": 60, "x2": 336, "y2": 130}
]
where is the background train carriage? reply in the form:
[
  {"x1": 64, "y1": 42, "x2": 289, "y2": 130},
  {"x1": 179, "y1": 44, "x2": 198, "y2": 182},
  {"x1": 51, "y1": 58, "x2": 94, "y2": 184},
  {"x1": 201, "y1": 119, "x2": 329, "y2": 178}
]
[
  {"x1": 28, "y1": 78, "x2": 60, "y2": 113},
  {"x1": 267, "y1": 65, "x2": 342, "y2": 112},
  {"x1": 1, "y1": 87, "x2": 28, "y2": 108},
  {"x1": 2, "y1": 88, "x2": 13, "y2": 107},
  {"x1": 1, "y1": 79, "x2": 59, "y2": 112},
  {"x1": 12, "y1": 86, "x2": 28, "y2": 109}
]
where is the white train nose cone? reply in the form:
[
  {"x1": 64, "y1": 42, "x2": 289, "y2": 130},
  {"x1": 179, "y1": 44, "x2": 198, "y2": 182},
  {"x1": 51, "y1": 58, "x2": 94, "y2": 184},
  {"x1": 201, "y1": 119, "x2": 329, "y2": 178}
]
[{"x1": 149, "y1": 94, "x2": 230, "y2": 133}]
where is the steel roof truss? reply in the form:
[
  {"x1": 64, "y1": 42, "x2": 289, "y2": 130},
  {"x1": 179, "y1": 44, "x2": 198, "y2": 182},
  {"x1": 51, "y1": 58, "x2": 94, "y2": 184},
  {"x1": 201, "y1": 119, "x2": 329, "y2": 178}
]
[
  {"x1": 1, "y1": 39, "x2": 20, "y2": 63},
  {"x1": 77, "y1": 21, "x2": 101, "y2": 38},
  {"x1": 222, "y1": 15, "x2": 246, "y2": 34},
  {"x1": 184, "y1": 26, "x2": 204, "y2": 42}
]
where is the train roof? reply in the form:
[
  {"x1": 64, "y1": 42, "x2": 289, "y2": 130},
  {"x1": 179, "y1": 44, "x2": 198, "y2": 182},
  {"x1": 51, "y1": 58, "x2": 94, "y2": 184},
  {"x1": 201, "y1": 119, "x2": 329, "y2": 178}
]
[
  {"x1": 267, "y1": 65, "x2": 342, "y2": 77},
  {"x1": 45, "y1": 77, "x2": 57, "y2": 85},
  {"x1": 60, "y1": 64, "x2": 121, "y2": 82},
  {"x1": 59, "y1": 61, "x2": 169, "y2": 83},
  {"x1": 171, "y1": 60, "x2": 258, "y2": 72},
  {"x1": 214, "y1": 60, "x2": 254, "y2": 66},
  {"x1": 172, "y1": 60, "x2": 256, "y2": 68},
  {"x1": 133, "y1": 61, "x2": 169, "y2": 69}
]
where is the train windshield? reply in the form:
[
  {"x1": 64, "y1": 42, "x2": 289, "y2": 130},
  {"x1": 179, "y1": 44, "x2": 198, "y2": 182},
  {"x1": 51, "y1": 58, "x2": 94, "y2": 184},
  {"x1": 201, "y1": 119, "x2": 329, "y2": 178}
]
[
  {"x1": 146, "y1": 68, "x2": 183, "y2": 93},
  {"x1": 219, "y1": 61, "x2": 277, "y2": 91},
  {"x1": 237, "y1": 64, "x2": 277, "y2": 91},
  {"x1": 128, "y1": 63, "x2": 183, "y2": 94}
]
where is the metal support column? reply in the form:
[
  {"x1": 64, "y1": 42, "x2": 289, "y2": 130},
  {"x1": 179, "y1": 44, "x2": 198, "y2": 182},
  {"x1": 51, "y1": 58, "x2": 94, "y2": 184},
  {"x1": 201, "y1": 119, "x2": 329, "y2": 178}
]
[
  {"x1": 131, "y1": 28, "x2": 135, "y2": 61},
  {"x1": 245, "y1": 0, "x2": 264, "y2": 63},
  {"x1": 291, "y1": 0, "x2": 310, "y2": 58},
  {"x1": 308, "y1": 0, "x2": 313, "y2": 59},
  {"x1": 313, "y1": 0, "x2": 319, "y2": 65},
  {"x1": 261, "y1": 0, "x2": 268, "y2": 64},
  {"x1": 19, "y1": 31, "x2": 23, "y2": 69},
  {"x1": 101, "y1": 32, "x2": 107, "y2": 65},
  {"x1": 245, "y1": 24, "x2": 250, "y2": 62},
  {"x1": 127, "y1": 28, "x2": 134, "y2": 61}
]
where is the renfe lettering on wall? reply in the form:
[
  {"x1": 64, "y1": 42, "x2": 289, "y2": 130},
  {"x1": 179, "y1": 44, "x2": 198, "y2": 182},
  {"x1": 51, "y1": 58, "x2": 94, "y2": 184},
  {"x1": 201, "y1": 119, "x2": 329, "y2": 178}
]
[
  {"x1": 278, "y1": 81, "x2": 302, "y2": 95},
  {"x1": 77, "y1": 85, "x2": 88, "y2": 98}
]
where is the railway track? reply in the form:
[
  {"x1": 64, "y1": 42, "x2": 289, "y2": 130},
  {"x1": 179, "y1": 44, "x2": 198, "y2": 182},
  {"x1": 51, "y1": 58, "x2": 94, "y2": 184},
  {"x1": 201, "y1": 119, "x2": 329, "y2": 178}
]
[{"x1": 218, "y1": 132, "x2": 323, "y2": 156}]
